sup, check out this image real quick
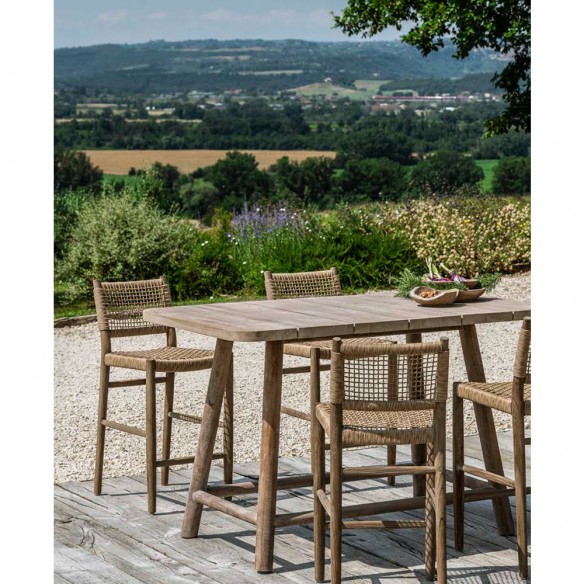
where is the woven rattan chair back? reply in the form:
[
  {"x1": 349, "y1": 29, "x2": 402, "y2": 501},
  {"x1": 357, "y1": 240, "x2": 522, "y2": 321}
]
[
  {"x1": 330, "y1": 338, "x2": 449, "y2": 412},
  {"x1": 514, "y1": 317, "x2": 531, "y2": 383},
  {"x1": 93, "y1": 276, "x2": 172, "y2": 338},
  {"x1": 264, "y1": 267, "x2": 342, "y2": 300}
]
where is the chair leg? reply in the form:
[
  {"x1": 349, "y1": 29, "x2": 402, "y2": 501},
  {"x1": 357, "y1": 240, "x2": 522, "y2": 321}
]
[
  {"x1": 329, "y1": 435, "x2": 343, "y2": 584},
  {"x1": 452, "y1": 385, "x2": 465, "y2": 551},
  {"x1": 223, "y1": 355, "x2": 234, "y2": 487},
  {"x1": 434, "y1": 404, "x2": 447, "y2": 584},
  {"x1": 161, "y1": 372, "x2": 175, "y2": 486},
  {"x1": 424, "y1": 441, "x2": 436, "y2": 581},
  {"x1": 94, "y1": 362, "x2": 110, "y2": 495},
  {"x1": 312, "y1": 419, "x2": 326, "y2": 582},
  {"x1": 309, "y1": 350, "x2": 326, "y2": 582},
  {"x1": 513, "y1": 406, "x2": 528, "y2": 579},
  {"x1": 145, "y1": 360, "x2": 157, "y2": 514},
  {"x1": 387, "y1": 445, "x2": 396, "y2": 486}
]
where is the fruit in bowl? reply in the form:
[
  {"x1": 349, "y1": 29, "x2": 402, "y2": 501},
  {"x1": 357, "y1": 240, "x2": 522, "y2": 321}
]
[{"x1": 410, "y1": 286, "x2": 458, "y2": 306}]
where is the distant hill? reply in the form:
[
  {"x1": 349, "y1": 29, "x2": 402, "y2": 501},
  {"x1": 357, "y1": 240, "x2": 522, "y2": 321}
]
[{"x1": 54, "y1": 39, "x2": 504, "y2": 95}]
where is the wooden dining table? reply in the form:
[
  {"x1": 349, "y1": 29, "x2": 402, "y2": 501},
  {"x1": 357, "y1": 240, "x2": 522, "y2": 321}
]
[{"x1": 144, "y1": 291, "x2": 531, "y2": 573}]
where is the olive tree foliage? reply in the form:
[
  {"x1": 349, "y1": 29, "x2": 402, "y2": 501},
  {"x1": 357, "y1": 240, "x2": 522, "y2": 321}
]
[{"x1": 333, "y1": 1, "x2": 530, "y2": 134}]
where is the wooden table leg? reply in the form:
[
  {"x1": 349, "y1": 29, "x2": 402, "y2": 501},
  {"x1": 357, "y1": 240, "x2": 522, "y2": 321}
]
[
  {"x1": 459, "y1": 325, "x2": 515, "y2": 535},
  {"x1": 406, "y1": 332, "x2": 427, "y2": 497},
  {"x1": 255, "y1": 340, "x2": 284, "y2": 573},
  {"x1": 181, "y1": 338, "x2": 234, "y2": 538}
]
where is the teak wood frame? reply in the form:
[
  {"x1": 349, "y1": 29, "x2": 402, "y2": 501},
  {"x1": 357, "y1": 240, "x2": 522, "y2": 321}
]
[
  {"x1": 311, "y1": 337, "x2": 450, "y2": 584},
  {"x1": 453, "y1": 316, "x2": 531, "y2": 579},
  {"x1": 177, "y1": 324, "x2": 517, "y2": 573},
  {"x1": 143, "y1": 292, "x2": 529, "y2": 574},
  {"x1": 92, "y1": 277, "x2": 234, "y2": 515}
]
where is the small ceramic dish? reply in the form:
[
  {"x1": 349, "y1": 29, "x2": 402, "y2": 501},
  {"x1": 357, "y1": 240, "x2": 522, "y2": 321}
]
[{"x1": 409, "y1": 286, "x2": 458, "y2": 306}]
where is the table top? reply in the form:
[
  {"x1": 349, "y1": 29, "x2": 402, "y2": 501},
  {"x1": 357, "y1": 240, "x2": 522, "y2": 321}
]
[{"x1": 143, "y1": 292, "x2": 531, "y2": 342}]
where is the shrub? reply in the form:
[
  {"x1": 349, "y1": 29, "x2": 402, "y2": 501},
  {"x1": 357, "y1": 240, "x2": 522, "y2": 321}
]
[
  {"x1": 57, "y1": 188, "x2": 196, "y2": 299},
  {"x1": 169, "y1": 230, "x2": 242, "y2": 300},
  {"x1": 386, "y1": 197, "x2": 530, "y2": 275},
  {"x1": 54, "y1": 189, "x2": 89, "y2": 259},
  {"x1": 228, "y1": 204, "x2": 420, "y2": 294}
]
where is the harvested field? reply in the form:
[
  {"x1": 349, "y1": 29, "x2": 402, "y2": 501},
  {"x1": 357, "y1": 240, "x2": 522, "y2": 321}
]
[{"x1": 82, "y1": 149, "x2": 336, "y2": 175}]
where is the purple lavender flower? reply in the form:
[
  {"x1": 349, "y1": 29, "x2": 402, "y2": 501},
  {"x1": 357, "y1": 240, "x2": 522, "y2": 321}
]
[{"x1": 230, "y1": 204, "x2": 305, "y2": 240}]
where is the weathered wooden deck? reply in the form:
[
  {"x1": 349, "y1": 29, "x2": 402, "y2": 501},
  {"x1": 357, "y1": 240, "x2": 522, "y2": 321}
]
[{"x1": 55, "y1": 431, "x2": 530, "y2": 583}]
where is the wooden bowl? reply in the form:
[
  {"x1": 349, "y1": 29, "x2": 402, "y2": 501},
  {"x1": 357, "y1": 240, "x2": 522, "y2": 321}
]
[
  {"x1": 461, "y1": 278, "x2": 480, "y2": 289},
  {"x1": 454, "y1": 288, "x2": 485, "y2": 302},
  {"x1": 410, "y1": 286, "x2": 458, "y2": 306}
]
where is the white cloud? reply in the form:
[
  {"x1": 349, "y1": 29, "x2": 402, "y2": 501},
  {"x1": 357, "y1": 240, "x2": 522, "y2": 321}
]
[{"x1": 98, "y1": 10, "x2": 129, "y2": 24}]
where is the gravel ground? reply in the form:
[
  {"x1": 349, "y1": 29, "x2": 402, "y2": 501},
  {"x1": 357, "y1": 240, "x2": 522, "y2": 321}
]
[{"x1": 54, "y1": 272, "x2": 530, "y2": 483}]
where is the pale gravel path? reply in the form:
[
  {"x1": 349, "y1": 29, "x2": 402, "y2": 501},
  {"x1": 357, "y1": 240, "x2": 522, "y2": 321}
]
[{"x1": 54, "y1": 272, "x2": 530, "y2": 483}]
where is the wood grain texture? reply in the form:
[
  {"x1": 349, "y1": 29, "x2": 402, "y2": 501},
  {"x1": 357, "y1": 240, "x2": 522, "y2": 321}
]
[
  {"x1": 255, "y1": 340, "x2": 284, "y2": 573},
  {"x1": 144, "y1": 293, "x2": 531, "y2": 342},
  {"x1": 55, "y1": 436, "x2": 530, "y2": 584},
  {"x1": 181, "y1": 338, "x2": 234, "y2": 538},
  {"x1": 459, "y1": 325, "x2": 515, "y2": 535}
]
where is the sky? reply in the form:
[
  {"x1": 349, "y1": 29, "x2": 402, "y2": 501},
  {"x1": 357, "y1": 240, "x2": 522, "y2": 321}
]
[{"x1": 54, "y1": 0, "x2": 404, "y2": 48}]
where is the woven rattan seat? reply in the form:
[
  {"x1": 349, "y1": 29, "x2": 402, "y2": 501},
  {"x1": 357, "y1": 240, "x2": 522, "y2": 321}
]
[
  {"x1": 105, "y1": 347, "x2": 214, "y2": 372},
  {"x1": 315, "y1": 403, "x2": 434, "y2": 445},
  {"x1": 92, "y1": 276, "x2": 233, "y2": 515},
  {"x1": 452, "y1": 317, "x2": 531, "y2": 579},
  {"x1": 284, "y1": 337, "x2": 393, "y2": 359},
  {"x1": 456, "y1": 382, "x2": 531, "y2": 416},
  {"x1": 312, "y1": 338, "x2": 450, "y2": 584}
]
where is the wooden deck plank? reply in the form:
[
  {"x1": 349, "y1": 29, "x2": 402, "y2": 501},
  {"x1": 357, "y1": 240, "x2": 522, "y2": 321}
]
[
  {"x1": 55, "y1": 432, "x2": 530, "y2": 583},
  {"x1": 273, "y1": 450, "x2": 524, "y2": 574}
]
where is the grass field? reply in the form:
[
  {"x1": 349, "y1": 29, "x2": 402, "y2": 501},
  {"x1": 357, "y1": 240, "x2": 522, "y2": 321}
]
[
  {"x1": 475, "y1": 159, "x2": 499, "y2": 192},
  {"x1": 83, "y1": 149, "x2": 336, "y2": 175},
  {"x1": 293, "y1": 79, "x2": 391, "y2": 100}
]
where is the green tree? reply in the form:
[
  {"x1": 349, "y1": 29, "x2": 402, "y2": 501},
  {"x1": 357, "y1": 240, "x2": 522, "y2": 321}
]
[
  {"x1": 336, "y1": 122, "x2": 414, "y2": 165},
  {"x1": 147, "y1": 162, "x2": 183, "y2": 212},
  {"x1": 54, "y1": 147, "x2": 103, "y2": 193},
  {"x1": 334, "y1": 0, "x2": 530, "y2": 134},
  {"x1": 338, "y1": 158, "x2": 408, "y2": 202},
  {"x1": 204, "y1": 151, "x2": 274, "y2": 211},
  {"x1": 179, "y1": 179, "x2": 221, "y2": 222},
  {"x1": 492, "y1": 157, "x2": 531, "y2": 195},
  {"x1": 273, "y1": 156, "x2": 336, "y2": 206},
  {"x1": 476, "y1": 131, "x2": 531, "y2": 159},
  {"x1": 409, "y1": 151, "x2": 484, "y2": 195}
]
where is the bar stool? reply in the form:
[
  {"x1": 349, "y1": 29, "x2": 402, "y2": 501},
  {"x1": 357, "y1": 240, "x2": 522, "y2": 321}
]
[
  {"x1": 93, "y1": 276, "x2": 234, "y2": 514},
  {"x1": 453, "y1": 316, "x2": 531, "y2": 578},
  {"x1": 265, "y1": 268, "x2": 398, "y2": 483},
  {"x1": 312, "y1": 337, "x2": 450, "y2": 583}
]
